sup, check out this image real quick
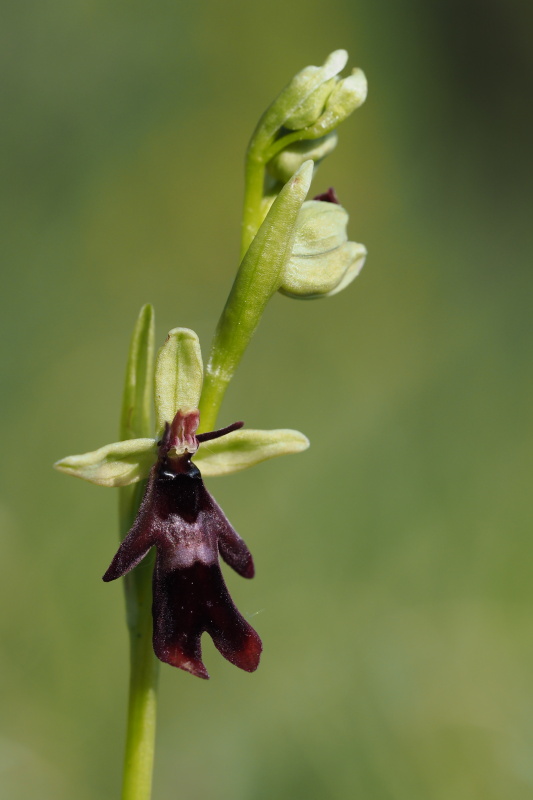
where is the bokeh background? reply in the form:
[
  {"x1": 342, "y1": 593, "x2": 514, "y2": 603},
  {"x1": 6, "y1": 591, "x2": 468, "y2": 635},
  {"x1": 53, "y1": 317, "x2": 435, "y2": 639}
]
[{"x1": 2, "y1": 1, "x2": 533, "y2": 797}]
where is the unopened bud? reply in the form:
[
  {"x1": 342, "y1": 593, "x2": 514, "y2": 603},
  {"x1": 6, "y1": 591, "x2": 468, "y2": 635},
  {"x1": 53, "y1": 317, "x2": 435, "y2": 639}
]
[
  {"x1": 305, "y1": 68, "x2": 368, "y2": 137},
  {"x1": 283, "y1": 76, "x2": 336, "y2": 130},
  {"x1": 279, "y1": 199, "x2": 366, "y2": 299},
  {"x1": 254, "y1": 50, "x2": 348, "y2": 145}
]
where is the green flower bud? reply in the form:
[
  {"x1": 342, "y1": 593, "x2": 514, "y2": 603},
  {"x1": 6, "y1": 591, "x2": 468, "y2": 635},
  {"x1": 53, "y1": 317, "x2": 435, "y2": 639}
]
[
  {"x1": 266, "y1": 132, "x2": 338, "y2": 184},
  {"x1": 304, "y1": 68, "x2": 368, "y2": 138},
  {"x1": 279, "y1": 199, "x2": 366, "y2": 299},
  {"x1": 283, "y1": 76, "x2": 337, "y2": 131},
  {"x1": 252, "y1": 50, "x2": 348, "y2": 149}
]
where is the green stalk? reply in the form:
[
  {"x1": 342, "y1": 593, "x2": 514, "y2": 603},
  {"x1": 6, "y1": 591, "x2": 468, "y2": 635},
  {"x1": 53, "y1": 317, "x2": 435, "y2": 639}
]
[
  {"x1": 118, "y1": 306, "x2": 158, "y2": 800},
  {"x1": 199, "y1": 161, "x2": 313, "y2": 432},
  {"x1": 120, "y1": 485, "x2": 159, "y2": 800},
  {"x1": 240, "y1": 151, "x2": 267, "y2": 259}
]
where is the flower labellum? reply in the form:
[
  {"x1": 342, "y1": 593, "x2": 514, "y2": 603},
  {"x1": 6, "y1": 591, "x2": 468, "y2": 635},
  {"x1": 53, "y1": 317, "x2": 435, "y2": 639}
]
[{"x1": 103, "y1": 409, "x2": 262, "y2": 679}]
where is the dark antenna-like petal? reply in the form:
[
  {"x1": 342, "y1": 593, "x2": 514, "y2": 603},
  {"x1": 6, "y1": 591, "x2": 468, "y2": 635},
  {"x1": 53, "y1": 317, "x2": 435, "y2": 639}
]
[{"x1": 196, "y1": 420, "x2": 244, "y2": 443}]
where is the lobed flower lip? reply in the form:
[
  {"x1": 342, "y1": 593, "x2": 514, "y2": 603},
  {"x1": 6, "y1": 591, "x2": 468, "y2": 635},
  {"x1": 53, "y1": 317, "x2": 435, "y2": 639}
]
[
  {"x1": 103, "y1": 411, "x2": 262, "y2": 679},
  {"x1": 152, "y1": 561, "x2": 261, "y2": 679}
]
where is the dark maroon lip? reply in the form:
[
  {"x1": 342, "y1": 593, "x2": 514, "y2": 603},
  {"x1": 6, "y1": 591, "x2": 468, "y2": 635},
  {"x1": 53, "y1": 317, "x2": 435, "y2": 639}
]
[{"x1": 103, "y1": 411, "x2": 261, "y2": 679}]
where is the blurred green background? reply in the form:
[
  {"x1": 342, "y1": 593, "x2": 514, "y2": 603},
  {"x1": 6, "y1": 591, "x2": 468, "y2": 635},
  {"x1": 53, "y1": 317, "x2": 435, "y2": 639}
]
[{"x1": 2, "y1": 1, "x2": 532, "y2": 798}]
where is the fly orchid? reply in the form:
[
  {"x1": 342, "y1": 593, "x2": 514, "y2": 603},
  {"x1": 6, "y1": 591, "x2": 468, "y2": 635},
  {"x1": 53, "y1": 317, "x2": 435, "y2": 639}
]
[{"x1": 55, "y1": 326, "x2": 308, "y2": 678}]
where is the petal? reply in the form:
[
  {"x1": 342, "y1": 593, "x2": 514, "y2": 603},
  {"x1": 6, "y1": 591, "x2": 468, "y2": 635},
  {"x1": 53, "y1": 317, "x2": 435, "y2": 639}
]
[
  {"x1": 154, "y1": 328, "x2": 203, "y2": 437},
  {"x1": 152, "y1": 560, "x2": 261, "y2": 678},
  {"x1": 194, "y1": 428, "x2": 310, "y2": 476},
  {"x1": 54, "y1": 438, "x2": 157, "y2": 487}
]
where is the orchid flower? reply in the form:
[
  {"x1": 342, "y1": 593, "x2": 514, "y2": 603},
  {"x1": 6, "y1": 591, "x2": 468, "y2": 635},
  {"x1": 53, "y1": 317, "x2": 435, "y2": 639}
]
[{"x1": 55, "y1": 326, "x2": 308, "y2": 678}]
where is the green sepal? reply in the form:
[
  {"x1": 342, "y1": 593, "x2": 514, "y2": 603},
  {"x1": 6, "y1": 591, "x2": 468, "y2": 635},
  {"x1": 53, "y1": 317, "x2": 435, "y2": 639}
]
[
  {"x1": 54, "y1": 438, "x2": 157, "y2": 487},
  {"x1": 120, "y1": 304, "x2": 155, "y2": 441},
  {"x1": 194, "y1": 428, "x2": 310, "y2": 476},
  {"x1": 154, "y1": 328, "x2": 203, "y2": 436}
]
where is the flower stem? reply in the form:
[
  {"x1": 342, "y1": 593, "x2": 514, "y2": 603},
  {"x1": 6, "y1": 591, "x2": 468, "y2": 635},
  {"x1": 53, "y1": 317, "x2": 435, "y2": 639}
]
[
  {"x1": 198, "y1": 369, "x2": 230, "y2": 433},
  {"x1": 240, "y1": 151, "x2": 266, "y2": 259},
  {"x1": 120, "y1": 485, "x2": 159, "y2": 800},
  {"x1": 118, "y1": 306, "x2": 158, "y2": 800}
]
